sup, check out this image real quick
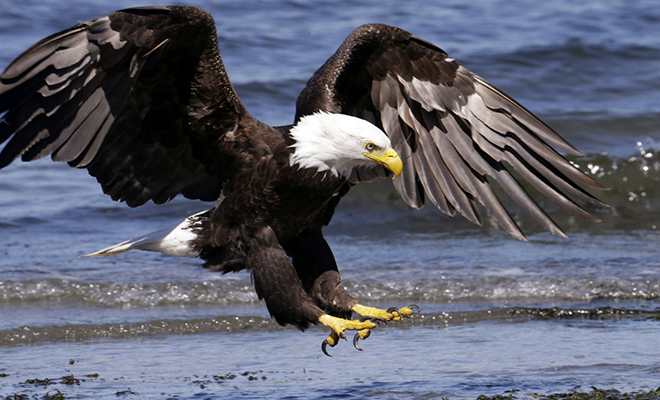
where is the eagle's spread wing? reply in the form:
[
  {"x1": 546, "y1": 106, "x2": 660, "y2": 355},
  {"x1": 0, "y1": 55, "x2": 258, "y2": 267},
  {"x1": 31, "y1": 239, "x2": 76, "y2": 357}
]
[
  {"x1": 296, "y1": 24, "x2": 607, "y2": 240},
  {"x1": 0, "y1": 6, "x2": 253, "y2": 207}
]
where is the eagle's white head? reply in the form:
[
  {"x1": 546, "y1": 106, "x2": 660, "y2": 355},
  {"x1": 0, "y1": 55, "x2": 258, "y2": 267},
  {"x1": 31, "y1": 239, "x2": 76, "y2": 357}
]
[{"x1": 288, "y1": 112, "x2": 403, "y2": 179}]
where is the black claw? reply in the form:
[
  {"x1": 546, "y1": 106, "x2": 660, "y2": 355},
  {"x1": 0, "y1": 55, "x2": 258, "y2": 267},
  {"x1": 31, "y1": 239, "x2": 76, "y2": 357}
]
[
  {"x1": 352, "y1": 333, "x2": 363, "y2": 351},
  {"x1": 321, "y1": 339, "x2": 332, "y2": 357},
  {"x1": 386, "y1": 306, "x2": 400, "y2": 315},
  {"x1": 408, "y1": 304, "x2": 421, "y2": 313},
  {"x1": 402, "y1": 314, "x2": 414, "y2": 322}
]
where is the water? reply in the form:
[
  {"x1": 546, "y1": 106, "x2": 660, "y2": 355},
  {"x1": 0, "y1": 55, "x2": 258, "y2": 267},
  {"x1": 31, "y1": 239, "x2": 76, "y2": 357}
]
[{"x1": 1, "y1": 0, "x2": 659, "y2": 399}]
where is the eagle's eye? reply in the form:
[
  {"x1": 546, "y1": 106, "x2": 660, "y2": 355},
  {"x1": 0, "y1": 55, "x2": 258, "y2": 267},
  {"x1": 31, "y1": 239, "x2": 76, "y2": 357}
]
[{"x1": 365, "y1": 142, "x2": 376, "y2": 151}]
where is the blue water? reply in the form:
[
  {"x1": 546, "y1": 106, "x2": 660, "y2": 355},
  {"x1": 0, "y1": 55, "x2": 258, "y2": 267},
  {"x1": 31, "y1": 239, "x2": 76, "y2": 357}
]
[{"x1": 1, "y1": 0, "x2": 659, "y2": 399}]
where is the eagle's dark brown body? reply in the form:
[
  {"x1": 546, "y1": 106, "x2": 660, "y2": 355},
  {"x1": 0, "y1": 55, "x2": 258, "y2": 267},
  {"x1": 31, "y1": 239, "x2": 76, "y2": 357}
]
[{"x1": 193, "y1": 127, "x2": 352, "y2": 327}]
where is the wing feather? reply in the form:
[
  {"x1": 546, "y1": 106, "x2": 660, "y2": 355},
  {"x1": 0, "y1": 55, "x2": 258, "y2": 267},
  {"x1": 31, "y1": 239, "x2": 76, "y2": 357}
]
[
  {"x1": 0, "y1": 6, "x2": 257, "y2": 207},
  {"x1": 296, "y1": 23, "x2": 606, "y2": 238},
  {"x1": 413, "y1": 139, "x2": 454, "y2": 216},
  {"x1": 378, "y1": 96, "x2": 424, "y2": 209}
]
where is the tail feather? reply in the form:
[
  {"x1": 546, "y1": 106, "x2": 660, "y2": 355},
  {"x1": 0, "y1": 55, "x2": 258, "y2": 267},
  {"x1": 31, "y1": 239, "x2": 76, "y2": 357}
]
[
  {"x1": 82, "y1": 210, "x2": 211, "y2": 258},
  {"x1": 82, "y1": 237, "x2": 147, "y2": 257}
]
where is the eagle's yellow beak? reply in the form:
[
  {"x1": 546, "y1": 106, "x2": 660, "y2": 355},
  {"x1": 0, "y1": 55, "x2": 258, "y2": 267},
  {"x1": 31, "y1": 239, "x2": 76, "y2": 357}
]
[{"x1": 363, "y1": 146, "x2": 403, "y2": 179}]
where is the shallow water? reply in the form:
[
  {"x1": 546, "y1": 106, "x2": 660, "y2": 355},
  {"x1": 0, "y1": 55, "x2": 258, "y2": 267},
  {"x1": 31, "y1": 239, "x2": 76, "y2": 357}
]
[{"x1": 1, "y1": 0, "x2": 659, "y2": 399}]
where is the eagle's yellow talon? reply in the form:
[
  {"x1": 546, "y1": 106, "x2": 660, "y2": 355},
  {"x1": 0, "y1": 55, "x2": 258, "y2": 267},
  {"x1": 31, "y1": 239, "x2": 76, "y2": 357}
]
[
  {"x1": 390, "y1": 304, "x2": 420, "y2": 321},
  {"x1": 317, "y1": 306, "x2": 419, "y2": 356},
  {"x1": 327, "y1": 330, "x2": 340, "y2": 346},
  {"x1": 318, "y1": 314, "x2": 379, "y2": 356},
  {"x1": 352, "y1": 303, "x2": 420, "y2": 321},
  {"x1": 356, "y1": 328, "x2": 371, "y2": 340}
]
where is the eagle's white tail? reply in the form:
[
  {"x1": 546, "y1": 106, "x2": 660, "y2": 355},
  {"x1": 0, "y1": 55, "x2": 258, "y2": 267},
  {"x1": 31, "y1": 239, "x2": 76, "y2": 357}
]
[{"x1": 82, "y1": 210, "x2": 210, "y2": 258}]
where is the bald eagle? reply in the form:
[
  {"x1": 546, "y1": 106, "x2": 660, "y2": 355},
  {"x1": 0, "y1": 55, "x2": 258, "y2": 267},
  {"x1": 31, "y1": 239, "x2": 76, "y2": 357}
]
[{"x1": 0, "y1": 6, "x2": 605, "y2": 355}]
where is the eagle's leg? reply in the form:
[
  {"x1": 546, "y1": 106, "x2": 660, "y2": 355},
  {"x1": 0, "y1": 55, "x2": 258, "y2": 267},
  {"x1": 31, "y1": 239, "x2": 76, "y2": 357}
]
[
  {"x1": 284, "y1": 228, "x2": 420, "y2": 353},
  {"x1": 308, "y1": 270, "x2": 419, "y2": 322},
  {"x1": 246, "y1": 227, "x2": 390, "y2": 356}
]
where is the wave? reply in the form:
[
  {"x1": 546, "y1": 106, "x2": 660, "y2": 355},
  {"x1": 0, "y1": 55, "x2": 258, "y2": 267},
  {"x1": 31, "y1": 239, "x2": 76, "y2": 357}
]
[
  {"x1": 411, "y1": 306, "x2": 659, "y2": 328},
  {"x1": 2, "y1": 273, "x2": 658, "y2": 310},
  {"x1": 0, "y1": 279, "x2": 259, "y2": 308},
  {"x1": 343, "y1": 275, "x2": 660, "y2": 303},
  {"x1": 0, "y1": 315, "x2": 281, "y2": 347},
  {"x1": 568, "y1": 145, "x2": 660, "y2": 224},
  {"x1": 465, "y1": 38, "x2": 660, "y2": 92},
  {"x1": 504, "y1": 38, "x2": 659, "y2": 66}
]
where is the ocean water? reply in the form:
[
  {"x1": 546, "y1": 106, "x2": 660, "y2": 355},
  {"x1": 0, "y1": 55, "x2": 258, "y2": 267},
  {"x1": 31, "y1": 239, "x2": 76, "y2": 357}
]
[{"x1": 0, "y1": 0, "x2": 659, "y2": 399}]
